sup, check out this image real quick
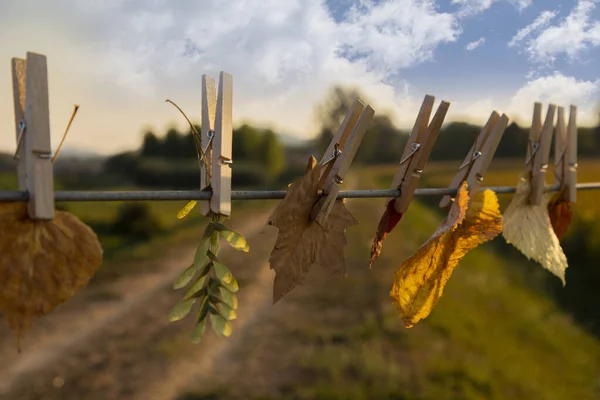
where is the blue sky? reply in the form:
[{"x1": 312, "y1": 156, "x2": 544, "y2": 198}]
[{"x1": 0, "y1": 0, "x2": 598, "y2": 154}]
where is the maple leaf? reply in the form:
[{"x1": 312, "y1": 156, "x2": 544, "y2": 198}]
[
  {"x1": 547, "y1": 187, "x2": 573, "y2": 241},
  {"x1": 390, "y1": 182, "x2": 503, "y2": 328},
  {"x1": 369, "y1": 198, "x2": 403, "y2": 268},
  {"x1": 0, "y1": 202, "x2": 103, "y2": 350},
  {"x1": 502, "y1": 172, "x2": 568, "y2": 285},
  {"x1": 267, "y1": 156, "x2": 358, "y2": 303}
]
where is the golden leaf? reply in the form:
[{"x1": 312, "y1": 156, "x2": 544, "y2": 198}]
[
  {"x1": 0, "y1": 203, "x2": 103, "y2": 349},
  {"x1": 390, "y1": 182, "x2": 503, "y2": 328},
  {"x1": 547, "y1": 187, "x2": 573, "y2": 241},
  {"x1": 369, "y1": 199, "x2": 403, "y2": 268},
  {"x1": 268, "y1": 156, "x2": 358, "y2": 303},
  {"x1": 502, "y1": 172, "x2": 568, "y2": 285}
]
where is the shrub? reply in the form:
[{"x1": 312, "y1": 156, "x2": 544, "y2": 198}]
[{"x1": 110, "y1": 202, "x2": 163, "y2": 241}]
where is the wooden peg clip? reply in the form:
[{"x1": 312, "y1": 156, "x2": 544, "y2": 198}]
[
  {"x1": 388, "y1": 95, "x2": 449, "y2": 214},
  {"x1": 11, "y1": 52, "x2": 54, "y2": 220},
  {"x1": 528, "y1": 103, "x2": 556, "y2": 205},
  {"x1": 200, "y1": 72, "x2": 233, "y2": 216},
  {"x1": 311, "y1": 98, "x2": 375, "y2": 226},
  {"x1": 439, "y1": 111, "x2": 509, "y2": 208},
  {"x1": 554, "y1": 106, "x2": 568, "y2": 189}
]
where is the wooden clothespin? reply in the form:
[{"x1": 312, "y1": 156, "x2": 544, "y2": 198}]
[
  {"x1": 11, "y1": 52, "x2": 54, "y2": 220},
  {"x1": 528, "y1": 103, "x2": 556, "y2": 205},
  {"x1": 310, "y1": 98, "x2": 374, "y2": 226},
  {"x1": 439, "y1": 111, "x2": 509, "y2": 208},
  {"x1": 200, "y1": 72, "x2": 233, "y2": 216},
  {"x1": 566, "y1": 105, "x2": 578, "y2": 202},
  {"x1": 388, "y1": 95, "x2": 449, "y2": 213}
]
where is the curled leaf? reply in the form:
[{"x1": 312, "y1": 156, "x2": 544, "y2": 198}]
[
  {"x1": 547, "y1": 186, "x2": 574, "y2": 241},
  {"x1": 168, "y1": 298, "x2": 196, "y2": 322},
  {"x1": 177, "y1": 200, "x2": 197, "y2": 219},
  {"x1": 390, "y1": 183, "x2": 503, "y2": 328},
  {"x1": 218, "y1": 302, "x2": 238, "y2": 321},
  {"x1": 212, "y1": 259, "x2": 233, "y2": 284},
  {"x1": 213, "y1": 223, "x2": 250, "y2": 252},
  {"x1": 0, "y1": 202, "x2": 103, "y2": 349},
  {"x1": 370, "y1": 198, "x2": 404, "y2": 267},
  {"x1": 502, "y1": 172, "x2": 568, "y2": 285},
  {"x1": 218, "y1": 288, "x2": 238, "y2": 310},
  {"x1": 268, "y1": 156, "x2": 358, "y2": 303}
]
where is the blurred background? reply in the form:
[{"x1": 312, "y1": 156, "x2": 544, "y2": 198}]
[{"x1": 0, "y1": 85, "x2": 599, "y2": 400}]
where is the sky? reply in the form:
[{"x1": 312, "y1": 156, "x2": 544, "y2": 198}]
[{"x1": 0, "y1": 0, "x2": 599, "y2": 155}]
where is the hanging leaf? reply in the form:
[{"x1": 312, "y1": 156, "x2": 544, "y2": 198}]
[
  {"x1": 218, "y1": 287, "x2": 239, "y2": 310},
  {"x1": 221, "y1": 275, "x2": 239, "y2": 293},
  {"x1": 168, "y1": 298, "x2": 196, "y2": 322},
  {"x1": 212, "y1": 259, "x2": 234, "y2": 284},
  {"x1": 0, "y1": 202, "x2": 103, "y2": 349},
  {"x1": 177, "y1": 200, "x2": 197, "y2": 219},
  {"x1": 502, "y1": 172, "x2": 568, "y2": 285},
  {"x1": 218, "y1": 302, "x2": 238, "y2": 321},
  {"x1": 183, "y1": 275, "x2": 208, "y2": 300},
  {"x1": 370, "y1": 198, "x2": 404, "y2": 267},
  {"x1": 268, "y1": 156, "x2": 358, "y2": 303},
  {"x1": 210, "y1": 313, "x2": 233, "y2": 338},
  {"x1": 390, "y1": 182, "x2": 503, "y2": 328},
  {"x1": 173, "y1": 264, "x2": 196, "y2": 290},
  {"x1": 547, "y1": 186, "x2": 574, "y2": 241},
  {"x1": 213, "y1": 223, "x2": 250, "y2": 252},
  {"x1": 193, "y1": 237, "x2": 211, "y2": 268},
  {"x1": 190, "y1": 319, "x2": 207, "y2": 344}
]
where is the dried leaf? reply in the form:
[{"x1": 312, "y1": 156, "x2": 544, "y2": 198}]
[
  {"x1": 547, "y1": 187, "x2": 573, "y2": 241},
  {"x1": 390, "y1": 182, "x2": 503, "y2": 328},
  {"x1": 0, "y1": 203, "x2": 103, "y2": 347},
  {"x1": 268, "y1": 156, "x2": 358, "y2": 303},
  {"x1": 502, "y1": 172, "x2": 568, "y2": 285},
  {"x1": 370, "y1": 198, "x2": 404, "y2": 267}
]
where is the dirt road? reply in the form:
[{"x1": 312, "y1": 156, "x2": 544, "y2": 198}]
[{"x1": 0, "y1": 209, "x2": 278, "y2": 400}]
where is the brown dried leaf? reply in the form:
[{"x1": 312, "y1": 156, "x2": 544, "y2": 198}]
[
  {"x1": 502, "y1": 172, "x2": 568, "y2": 285},
  {"x1": 369, "y1": 199, "x2": 403, "y2": 268},
  {"x1": 390, "y1": 182, "x2": 503, "y2": 328},
  {"x1": 547, "y1": 187, "x2": 573, "y2": 241},
  {"x1": 268, "y1": 156, "x2": 358, "y2": 303},
  {"x1": 0, "y1": 203, "x2": 103, "y2": 349}
]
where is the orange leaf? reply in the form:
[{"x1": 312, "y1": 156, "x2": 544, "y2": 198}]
[
  {"x1": 547, "y1": 187, "x2": 573, "y2": 241},
  {"x1": 267, "y1": 156, "x2": 358, "y2": 304},
  {"x1": 390, "y1": 182, "x2": 503, "y2": 328},
  {"x1": 369, "y1": 199, "x2": 403, "y2": 268},
  {"x1": 0, "y1": 203, "x2": 103, "y2": 350}
]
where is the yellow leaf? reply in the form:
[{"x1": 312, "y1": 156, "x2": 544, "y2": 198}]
[
  {"x1": 268, "y1": 156, "x2": 358, "y2": 303},
  {"x1": 502, "y1": 172, "x2": 568, "y2": 285},
  {"x1": 177, "y1": 200, "x2": 197, "y2": 219},
  {"x1": 390, "y1": 182, "x2": 503, "y2": 328},
  {"x1": 0, "y1": 203, "x2": 103, "y2": 349}
]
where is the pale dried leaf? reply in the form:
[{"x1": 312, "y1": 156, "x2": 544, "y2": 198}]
[
  {"x1": 502, "y1": 172, "x2": 568, "y2": 285},
  {"x1": 268, "y1": 156, "x2": 358, "y2": 303},
  {"x1": 0, "y1": 203, "x2": 103, "y2": 348},
  {"x1": 370, "y1": 199, "x2": 403, "y2": 268},
  {"x1": 390, "y1": 183, "x2": 503, "y2": 328}
]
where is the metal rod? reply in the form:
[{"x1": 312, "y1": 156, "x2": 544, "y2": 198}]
[{"x1": 0, "y1": 183, "x2": 599, "y2": 202}]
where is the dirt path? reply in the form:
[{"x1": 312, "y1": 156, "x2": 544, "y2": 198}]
[{"x1": 0, "y1": 208, "x2": 277, "y2": 400}]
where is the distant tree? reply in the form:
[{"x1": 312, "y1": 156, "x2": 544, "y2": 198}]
[
  {"x1": 141, "y1": 131, "x2": 161, "y2": 157},
  {"x1": 163, "y1": 128, "x2": 183, "y2": 158},
  {"x1": 233, "y1": 124, "x2": 262, "y2": 162},
  {"x1": 261, "y1": 129, "x2": 285, "y2": 179}
]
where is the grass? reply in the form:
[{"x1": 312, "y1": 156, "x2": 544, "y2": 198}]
[{"x1": 180, "y1": 163, "x2": 600, "y2": 400}]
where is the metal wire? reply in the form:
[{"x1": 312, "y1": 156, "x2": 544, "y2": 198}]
[{"x1": 0, "y1": 183, "x2": 599, "y2": 202}]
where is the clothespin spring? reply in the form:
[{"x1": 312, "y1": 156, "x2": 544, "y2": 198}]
[
  {"x1": 459, "y1": 150, "x2": 482, "y2": 170},
  {"x1": 321, "y1": 143, "x2": 342, "y2": 166},
  {"x1": 525, "y1": 142, "x2": 539, "y2": 165},
  {"x1": 399, "y1": 142, "x2": 421, "y2": 166},
  {"x1": 203, "y1": 129, "x2": 215, "y2": 155},
  {"x1": 13, "y1": 120, "x2": 26, "y2": 160}
]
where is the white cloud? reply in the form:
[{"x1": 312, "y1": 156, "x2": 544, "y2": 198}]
[
  {"x1": 512, "y1": 0, "x2": 600, "y2": 63},
  {"x1": 452, "y1": 0, "x2": 532, "y2": 17},
  {"x1": 0, "y1": 0, "x2": 462, "y2": 154},
  {"x1": 507, "y1": 73, "x2": 600, "y2": 124},
  {"x1": 508, "y1": 10, "x2": 559, "y2": 47},
  {"x1": 466, "y1": 37, "x2": 486, "y2": 51}
]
